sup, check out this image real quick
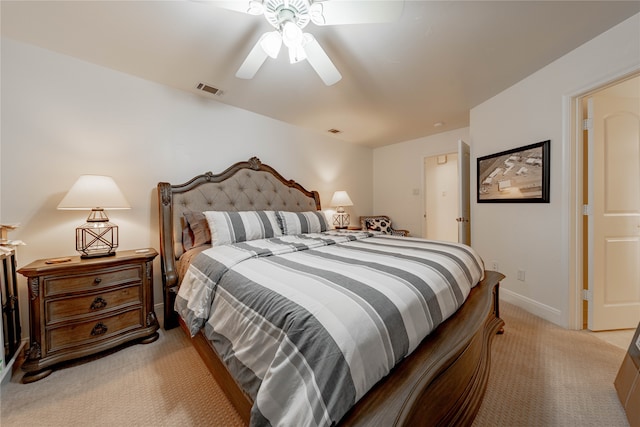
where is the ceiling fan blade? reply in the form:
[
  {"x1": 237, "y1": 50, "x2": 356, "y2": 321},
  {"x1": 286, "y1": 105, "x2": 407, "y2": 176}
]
[
  {"x1": 236, "y1": 35, "x2": 270, "y2": 79},
  {"x1": 211, "y1": 1, "x2": 263, "y2": 15},
  {"x1": 303, "y1": 35, "x2": 341, "y2": 86},
  {"x1": 309, "y1": 0, "x2": 404, "y2": 26}
]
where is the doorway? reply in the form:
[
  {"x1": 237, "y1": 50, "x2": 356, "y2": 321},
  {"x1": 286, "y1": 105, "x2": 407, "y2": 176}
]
[
  {"x1": 423, "y1": 140, "x2": 471, "y2": 244},
  {"x1": 424, "y1": 153, "x2": 459, "y2": 242},
  {"x1": 578, "y1": 73, "x2": 640, "y2": 331}
]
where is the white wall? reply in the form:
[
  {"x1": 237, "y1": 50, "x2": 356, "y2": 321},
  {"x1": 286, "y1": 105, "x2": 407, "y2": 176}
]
[
  {"x1": 0, "y1": 38, "x2": 373, "y2": 329},
  {"x1": 373, "y1": 127, "x2": 470, "y2": 237},
  {"x1": 470, "y1": 13, "x2": 640, "y2": 327}
]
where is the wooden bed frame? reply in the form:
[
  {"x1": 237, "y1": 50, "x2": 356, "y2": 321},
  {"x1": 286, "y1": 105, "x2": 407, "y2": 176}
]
[{"x1": 157, "y1": 157, "x2": 505, "y2": 426}]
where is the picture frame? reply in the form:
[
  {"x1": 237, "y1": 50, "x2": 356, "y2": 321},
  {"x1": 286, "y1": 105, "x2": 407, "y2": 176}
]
[{"x1": 477, "y1": 140, "x2": 550, "y2": 203}]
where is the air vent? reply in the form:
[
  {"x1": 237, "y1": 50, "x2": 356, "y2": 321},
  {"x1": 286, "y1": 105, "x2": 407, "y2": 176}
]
[
  {"x1": 327, "y1": 129, "x2": 342, "y2": 134},
  {"x1": 196, "y1": 83, "x2": 223, "y2": 96}
]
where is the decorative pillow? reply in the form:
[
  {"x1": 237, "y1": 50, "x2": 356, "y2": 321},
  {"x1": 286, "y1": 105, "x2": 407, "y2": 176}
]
[
  {"x1": 183, "y1": 211, "x2": 211, "y2": 251},
  {"x1": 204, "y1": 210, "x2": 282, "y2": 246},
  {"x1": 276, "y1": 211, "x2": 329, "y2": 235},
  {"x1": 365, "y1": 218, "x2": 392, "y2": 234}
]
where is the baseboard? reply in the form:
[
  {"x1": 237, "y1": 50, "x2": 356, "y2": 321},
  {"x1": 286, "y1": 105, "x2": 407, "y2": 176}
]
[{"x1": 499, "y1": 288, "x2": 564, "y2": 327}]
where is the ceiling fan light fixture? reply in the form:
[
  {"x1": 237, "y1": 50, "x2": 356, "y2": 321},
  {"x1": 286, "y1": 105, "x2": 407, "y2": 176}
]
[
  {"x1": 281, "y1": 20, "x2": 303, "y2": 48},
  {"x1": 260, "y1": 31, "x2": 282, "y2": 58}
]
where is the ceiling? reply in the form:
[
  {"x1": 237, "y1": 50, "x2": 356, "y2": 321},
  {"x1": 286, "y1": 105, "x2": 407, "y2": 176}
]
[{"x1": 2, "y1": 1, "x2": 639, "y2": 147}]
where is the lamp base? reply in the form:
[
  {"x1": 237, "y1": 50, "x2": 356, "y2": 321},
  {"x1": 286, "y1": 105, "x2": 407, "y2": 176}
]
[
  {"x1": 80, "y1": 251, "x2": 116, "y2": 259},
  {"x1": 76, "y1": 220, "x2": 119, "y2": 260},
  {"x1": 332, "y1": 212, "x2": 350, "y2": 229}
]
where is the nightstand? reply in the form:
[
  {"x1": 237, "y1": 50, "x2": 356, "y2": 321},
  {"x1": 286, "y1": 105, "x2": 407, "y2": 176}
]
[
  {"x1": 615, "y1": 322, "x2": 640, "y2": 425},
  {"x1": 18, "y1": 249, "x2": 159, "y2": 383}
]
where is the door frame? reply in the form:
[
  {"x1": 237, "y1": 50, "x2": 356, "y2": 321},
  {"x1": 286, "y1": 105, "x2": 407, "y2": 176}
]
[{"x1": 567, "y1": 67, "x2": 640, "y2": 330}]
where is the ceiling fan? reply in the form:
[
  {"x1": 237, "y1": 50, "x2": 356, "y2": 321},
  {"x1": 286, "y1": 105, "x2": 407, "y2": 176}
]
[{"x1": 214, "y1": 0, "x2": 404, "y2": 86}]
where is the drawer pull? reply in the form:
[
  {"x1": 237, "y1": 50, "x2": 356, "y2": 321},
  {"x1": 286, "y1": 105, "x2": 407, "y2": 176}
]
[
  {"x1": 93, "y1": 278, "x2": 102, "y2": 285},
  {"x1": 90, "y1": 322, "x2": 108, "y2": 336},
  {"x1": 90, "y1": 297, "x2": 108, "y2": 310}
]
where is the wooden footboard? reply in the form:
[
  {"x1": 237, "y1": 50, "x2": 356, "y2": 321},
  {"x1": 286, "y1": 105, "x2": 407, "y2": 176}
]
[
  {"x1": 340, "y1": 270, "x2": 504, "y2": 426},
  {"x1": 184, "y1": 270, "x2": 504, "y2": 427}
]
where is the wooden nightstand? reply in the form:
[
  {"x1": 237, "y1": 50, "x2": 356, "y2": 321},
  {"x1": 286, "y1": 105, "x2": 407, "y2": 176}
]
[
  {"x1": 18, "y1": 249, "x2": 159, "y2": 383},
  {"x1": 615, "y1": 322, "x2": 640, "y2": 425}
]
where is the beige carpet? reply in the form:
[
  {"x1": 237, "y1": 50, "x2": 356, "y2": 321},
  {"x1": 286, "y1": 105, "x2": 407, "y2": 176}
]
[
  {"x1": 0, "y1": 327, "x2": 244, "y2": 426},
  {"x1": 0, "y1": 302, "x2": 629, "y2": 426},
  {"x1": 473, "y1": 302, "x2": 628, "y2": 427}
]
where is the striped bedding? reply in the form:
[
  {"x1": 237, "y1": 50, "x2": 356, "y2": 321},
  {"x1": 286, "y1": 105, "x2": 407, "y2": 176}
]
[{"x1": 175, "y1": 231, "x2": 484, "y2": 427}]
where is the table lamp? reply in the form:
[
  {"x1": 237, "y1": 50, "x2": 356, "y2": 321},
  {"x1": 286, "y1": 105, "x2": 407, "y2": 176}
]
[
  {"x1": 330, "y1": 190, "x2": 353, "y2": 229},
  {"x1": 57, "y1": 175, "x2": 131, "y2": 258}
]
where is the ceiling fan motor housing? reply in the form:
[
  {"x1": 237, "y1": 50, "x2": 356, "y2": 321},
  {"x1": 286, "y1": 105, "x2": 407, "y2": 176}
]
[{"x1": 264, "y1": 0, "x2": 311, "y2": 29}]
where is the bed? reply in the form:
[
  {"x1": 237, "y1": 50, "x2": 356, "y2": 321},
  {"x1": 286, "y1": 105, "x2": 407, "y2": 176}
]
[{"x1": 157, "y1": 156, "x2": 505, "y2": 427}]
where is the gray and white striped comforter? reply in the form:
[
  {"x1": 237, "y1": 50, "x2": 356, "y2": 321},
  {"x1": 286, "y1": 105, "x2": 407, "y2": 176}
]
[{"x1": 175, "y1": 231, "x2": 484, "y2": 427}]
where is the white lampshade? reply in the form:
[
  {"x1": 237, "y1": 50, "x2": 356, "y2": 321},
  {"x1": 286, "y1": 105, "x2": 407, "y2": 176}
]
[
  {"x1": 58, "y1": 175, "x2": 130, "y2": 210},
  {"x1": 330, "y1": 191, "x2": 353, "y2": 208},
  {"x1": 58, "y1": 175, "x2": 130, "y2": 259}
]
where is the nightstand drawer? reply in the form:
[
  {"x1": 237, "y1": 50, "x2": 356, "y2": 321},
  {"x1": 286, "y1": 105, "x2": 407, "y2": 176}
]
[
  {"x1": 46, "y1": 285, "x2": 142, "y2": 324},
  {"x1": 44, "y1": 265, "x2": 142, "y2": 297},
  {"x1": 47, "y1": 308, "x2": 143, "y2": 353}
]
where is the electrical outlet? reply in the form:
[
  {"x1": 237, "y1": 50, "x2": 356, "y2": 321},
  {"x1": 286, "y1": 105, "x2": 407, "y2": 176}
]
[
  {"x1": 517, "y1": 270, "x2": 526, "y2": 281},
  {"x1": 491, "y1": 261, "x2": 499, "y2": 271}
]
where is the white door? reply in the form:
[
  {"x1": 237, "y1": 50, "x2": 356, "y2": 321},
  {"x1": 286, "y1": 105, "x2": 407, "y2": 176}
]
[
  {"x1": 587, "y1": 95, "x2": 640, "y2": 331},
  {"x1": 457, "y1": 140, "x2": 471, "y2": 245},
  {"x1": 424, "y1": 153, "x2": 458, "y2": 242},
  {"x1": 422, "y1": 139, "x2": 471, "y2": 244}
]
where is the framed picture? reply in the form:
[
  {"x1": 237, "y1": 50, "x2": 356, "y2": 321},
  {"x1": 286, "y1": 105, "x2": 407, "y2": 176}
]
[{"x1": 477, "y1": 140, "x2": 550, "y2": 203}]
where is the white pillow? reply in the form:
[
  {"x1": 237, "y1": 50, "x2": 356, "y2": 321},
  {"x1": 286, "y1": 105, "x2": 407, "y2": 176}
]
[
  {"x1": 276, "y1": 211, "x2": 329, "y2": 235},
  {"x1": 203, "y1": 211, "x2": 282, "y2": 246}
]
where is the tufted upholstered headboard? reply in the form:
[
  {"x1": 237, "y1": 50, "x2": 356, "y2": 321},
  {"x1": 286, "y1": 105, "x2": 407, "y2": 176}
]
[{"x1": 157, "y1": 156, "x2": 321, "y2": 329}]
